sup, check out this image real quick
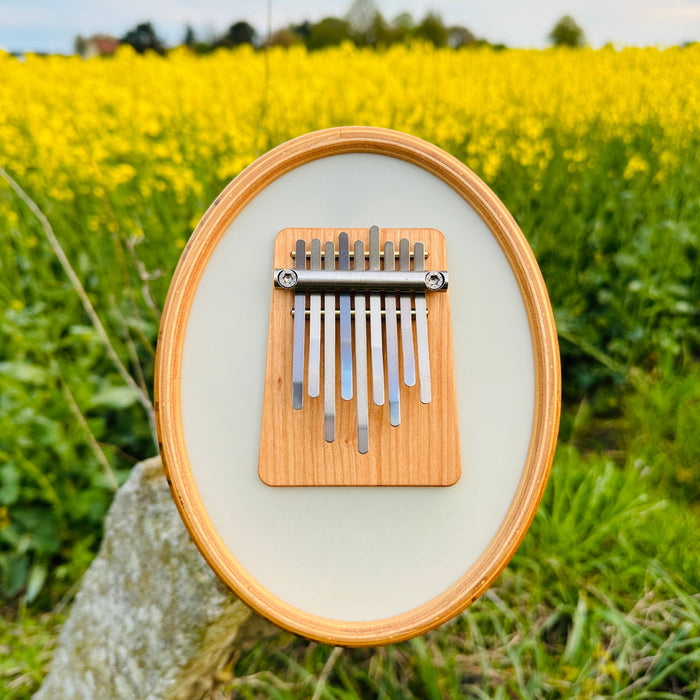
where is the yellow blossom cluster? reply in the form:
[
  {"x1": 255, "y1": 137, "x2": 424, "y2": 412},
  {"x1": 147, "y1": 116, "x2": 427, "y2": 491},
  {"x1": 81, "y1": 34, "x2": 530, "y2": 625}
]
[{"x1": 0, "y1": 43, "x2": 698, "y2": 225}]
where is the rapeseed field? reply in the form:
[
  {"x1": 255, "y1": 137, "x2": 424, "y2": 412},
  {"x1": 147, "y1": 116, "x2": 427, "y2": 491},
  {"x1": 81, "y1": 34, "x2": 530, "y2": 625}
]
[{"x1": 1, "y1": 45, "x2": 698, "y2": 203}]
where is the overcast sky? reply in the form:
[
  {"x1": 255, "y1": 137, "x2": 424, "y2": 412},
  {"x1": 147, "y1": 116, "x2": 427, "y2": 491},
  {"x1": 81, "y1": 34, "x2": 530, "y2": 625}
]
[{"x1": 1, "y1": 0, "x2": 699, "y2": 53}]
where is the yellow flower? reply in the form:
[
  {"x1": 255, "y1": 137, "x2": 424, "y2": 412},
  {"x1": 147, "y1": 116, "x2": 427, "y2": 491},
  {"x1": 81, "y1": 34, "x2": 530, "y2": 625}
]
[
  {"x1": 624, "y1": 155, "x2": 649, "y2": 179},
  {"x1": 0, "y1": 43, "x2": 696, "y2": 249}
]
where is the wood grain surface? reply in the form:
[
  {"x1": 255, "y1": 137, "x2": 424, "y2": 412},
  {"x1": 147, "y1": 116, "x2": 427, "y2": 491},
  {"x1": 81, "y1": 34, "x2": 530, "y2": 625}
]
[{"x1": 259, "y1": 227, "x2": 460, "y2": 486}]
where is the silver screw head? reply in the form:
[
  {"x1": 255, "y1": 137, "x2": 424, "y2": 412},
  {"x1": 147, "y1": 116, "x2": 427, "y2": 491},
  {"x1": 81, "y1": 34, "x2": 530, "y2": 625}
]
[
  {"x1": 424, "y1": 271, "x2": 445, "y2": 290},
  {"x1": 277, "y1": 269, "x2": 298, "y2": 288}
]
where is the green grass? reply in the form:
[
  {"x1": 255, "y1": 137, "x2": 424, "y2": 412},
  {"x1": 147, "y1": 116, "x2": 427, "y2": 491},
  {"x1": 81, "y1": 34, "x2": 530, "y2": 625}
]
[
  {"x1": 218, "y1": 443, "x2": 700, "y2": 699},
  {"x1": 621, "y1": 366, "x2": 700, "y2": 504},
  {"x1": 0, "y1": 609, "x2": 63, "y2": 699}
]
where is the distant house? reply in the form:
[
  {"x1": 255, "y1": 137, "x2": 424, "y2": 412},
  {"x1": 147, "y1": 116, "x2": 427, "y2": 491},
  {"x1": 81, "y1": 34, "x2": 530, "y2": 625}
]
[{"x1": 75, "y1": 35, "x2": 121, "y2": 58}]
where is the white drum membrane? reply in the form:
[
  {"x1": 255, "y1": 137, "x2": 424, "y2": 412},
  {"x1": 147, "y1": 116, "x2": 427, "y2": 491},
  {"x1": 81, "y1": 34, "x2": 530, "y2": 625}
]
[{"x1": 180, "y1": 153, "x2": 534, "y2": 622}]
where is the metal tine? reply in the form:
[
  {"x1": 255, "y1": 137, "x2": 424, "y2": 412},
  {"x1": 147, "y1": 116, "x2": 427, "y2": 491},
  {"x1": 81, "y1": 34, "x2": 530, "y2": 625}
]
[
  {"x1": 292, "y1": 249, "x2": 426, "y2": 261},
  {"x1": 399, "y1": 238, "x2": 416, "y2": 387},
  {"x1": 384, "y1": 241, "x2": 400, "y2": 426},
  {"x1": 294, "y1": 308, "x2": 425, "y2": 319},
  {"x1": 354, "y1": 239, "x2": 369, "y2": 453},
  {"x1": 292, "y1": 239, "x2": 306, "y2": 409},
  {"x1": 413, "y1": 241, "x2": 431, "y2": 403},
  {"x1": 308, "y1": 239, "x2": 321, "y2": 398},
  {"x1": 323, "y1": 240, "x2": 336, "y2": 442},
  {"x1": 368, "y1": 226, "x2": 384, "y2": 405},
  {"x1": 338, "y1": 232, "x2": 353, "y2": 400}
]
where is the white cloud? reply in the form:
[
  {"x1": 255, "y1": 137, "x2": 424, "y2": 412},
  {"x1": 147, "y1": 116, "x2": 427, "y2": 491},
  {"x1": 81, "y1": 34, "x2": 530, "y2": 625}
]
[{"x1": 651, "y1": 4, "x2": 700, "y2": 21}]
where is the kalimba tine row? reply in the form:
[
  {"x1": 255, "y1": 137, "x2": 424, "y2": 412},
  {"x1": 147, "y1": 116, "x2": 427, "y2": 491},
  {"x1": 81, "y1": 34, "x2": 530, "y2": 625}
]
[
  {"x1": 260, "y1": 224, "x2": 460, "y2": 486},
  {"x1": 273, "y1": 225, "x2": 448, "y2": 454}
]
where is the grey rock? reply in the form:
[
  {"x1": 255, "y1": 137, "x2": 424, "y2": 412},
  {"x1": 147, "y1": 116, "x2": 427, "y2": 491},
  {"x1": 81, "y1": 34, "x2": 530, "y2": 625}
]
[{"x1": 35, "y1": 456, "x2": 278, "y2": 700}]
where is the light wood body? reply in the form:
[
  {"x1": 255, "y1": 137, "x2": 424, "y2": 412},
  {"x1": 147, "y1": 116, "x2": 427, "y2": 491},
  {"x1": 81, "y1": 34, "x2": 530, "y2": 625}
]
[{"x1": 259, "y1": 227, "x2": 460, "y2": 487}]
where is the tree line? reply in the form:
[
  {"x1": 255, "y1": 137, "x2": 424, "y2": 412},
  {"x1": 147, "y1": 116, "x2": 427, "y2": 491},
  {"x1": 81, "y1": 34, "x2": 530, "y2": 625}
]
[
  {"x1": 117, "y1": 12, "x2": 496, "y2": 55},
  {"x1": 76, "y1": 1, "x2": 588, "y2": 57}
]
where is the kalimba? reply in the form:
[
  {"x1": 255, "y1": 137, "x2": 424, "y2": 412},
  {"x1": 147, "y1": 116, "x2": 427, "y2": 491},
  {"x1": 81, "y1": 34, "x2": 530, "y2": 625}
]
[
  {"x1": 260, "y1": 225, "x2": 460, "y2": 486},
  {"x1": 156, "y1": 127, "x2": 560, "y2": 646}
]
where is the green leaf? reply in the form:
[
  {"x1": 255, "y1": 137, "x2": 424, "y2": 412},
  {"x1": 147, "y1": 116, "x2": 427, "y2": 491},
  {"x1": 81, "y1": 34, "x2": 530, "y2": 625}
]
[
  {"x1": 2, "y1": 553, "x2": 29, "y2": 597},
  {"x1": 562, "y1": 595, "x2": 587, "y2": 663},
  {"x1": 0, "y1": 463, "x2": 20, "y2": 506},
  {"x1": 0, "y1": 362, "x2": 48, "y2": 384},
  {"x1": 25, "y1": 561, "x2": 48, "y2": 603},
  {"x1": 88, "y1": 385, "x2": 139, "y2": 410}
]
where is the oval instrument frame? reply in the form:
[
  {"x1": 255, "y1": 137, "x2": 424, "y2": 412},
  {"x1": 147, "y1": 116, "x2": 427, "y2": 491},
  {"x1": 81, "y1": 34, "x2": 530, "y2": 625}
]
[{"x1": 155, "y1": 127, "x2": 560, "y2": 646}]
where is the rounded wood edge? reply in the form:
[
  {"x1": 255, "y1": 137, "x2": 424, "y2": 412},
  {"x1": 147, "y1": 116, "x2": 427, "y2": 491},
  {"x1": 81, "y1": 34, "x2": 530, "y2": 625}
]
[{"x1": 155, "y1": 126, "x2": 561, "y2": 647}]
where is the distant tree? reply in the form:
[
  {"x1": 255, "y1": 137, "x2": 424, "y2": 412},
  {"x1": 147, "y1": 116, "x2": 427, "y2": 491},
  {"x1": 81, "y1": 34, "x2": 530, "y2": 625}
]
[
  {"x1": 414, "y1": 12, "x2": 448, "y2": 47},
  {"x1": 346, "y1": 0, "x2": 389, "y2": 46},
  {"x1": 218, "y1": 21, "x2": 257, "y2": 48},
  {"x1": 291, "y1": 21, "x2": 313, "y2": 42},
  {"x1": 74, "y1": 34, "x2": 88, "y2": 56},
  {"x1": 368, "y1": 12, "x2": 393, "y2": 47},
  {"x1": 266, "y1": 28, "x2": 301, "y2": 48},
  {"x1": 447, "y1": 25, "x2": 476, "y2": 49},
  {"x1": 548, "y1": 15, "x2": 586, "y2": 48},
  {"x1": 391, "y1": 12, "x2": 414, "y2": 43},
  {"x1": 121, "y1": 22, "x2": 166, "y2": 54},
  {"x1": 306, "y1": 17, "x2": 352, "y2": 50},
  {"x1": 347, "y1": 0, "x2": 378, "y2": 36},
  {"x1": 183, "y1": 25, "x2": 196, "y2": 48}
]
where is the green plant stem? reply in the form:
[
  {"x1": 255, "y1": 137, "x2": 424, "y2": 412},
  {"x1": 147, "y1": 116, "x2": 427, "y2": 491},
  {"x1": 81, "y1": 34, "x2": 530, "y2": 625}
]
[
  {"x1": 53, "y1": 361, "x2": 119, "y2": 491},
  {"x1": 0, "y1": 167, "x2": 157, "y2": 449}
]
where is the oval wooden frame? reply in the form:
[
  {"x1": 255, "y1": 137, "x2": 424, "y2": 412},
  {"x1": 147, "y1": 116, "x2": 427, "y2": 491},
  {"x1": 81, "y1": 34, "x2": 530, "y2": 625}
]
[{"x1": 155, "y1": 126, "x2": 560, "y2": 647}]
